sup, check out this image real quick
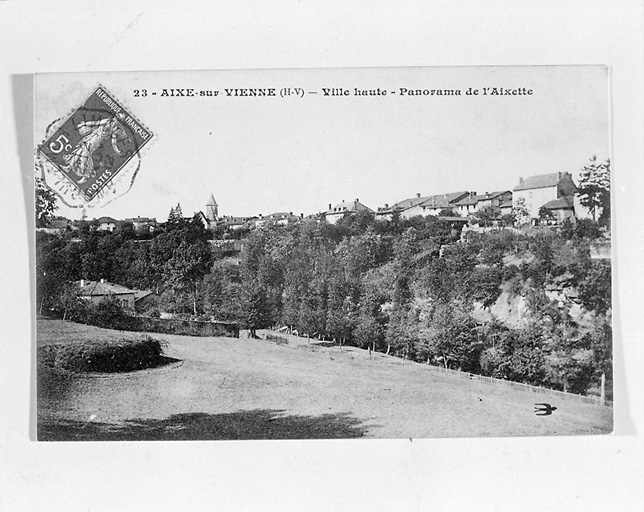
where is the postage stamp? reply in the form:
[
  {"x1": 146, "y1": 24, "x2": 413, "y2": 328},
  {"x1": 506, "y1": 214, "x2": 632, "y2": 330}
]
[{"x1": 37, "y1": 85, "x2": 153, "y2": 204}]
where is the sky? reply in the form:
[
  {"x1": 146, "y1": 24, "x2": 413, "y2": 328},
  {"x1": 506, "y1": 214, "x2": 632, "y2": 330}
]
[{"x1": 34, "y1": 66, "x2": 610, "y2": 222}]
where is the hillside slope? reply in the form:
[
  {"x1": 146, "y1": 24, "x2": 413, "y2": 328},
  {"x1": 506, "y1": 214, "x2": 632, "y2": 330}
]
[{"x1": 37, "y1": 319, "x2": 612, "y2": 440}]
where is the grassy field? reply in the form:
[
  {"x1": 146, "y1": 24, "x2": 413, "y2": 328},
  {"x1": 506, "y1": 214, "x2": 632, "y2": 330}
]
[{"x1": 37, "y1": 318, "x2": 613, "y2": 440}]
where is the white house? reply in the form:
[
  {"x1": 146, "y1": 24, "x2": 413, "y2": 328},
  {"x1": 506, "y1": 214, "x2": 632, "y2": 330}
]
[
  {"x1": 376, "y1": 192, "x2": 470, "y2": 220},
  {"x1": 123, "y1": 216, "x2": 158, "y2": 234},
  {"x1": 453, "y1": 191, "x2": 512, "y2": 217},
  {"x1": 513, "y1": 172, "x2": 577, "y2": 219},
  {"x1": 407, "y1": 191, "x2": 470, "y2": 218},
  {"x1": 325, "y1": 199, "x2": 373, "y2": 224},
  {"x1": 95, "y1": 216, "x2": 118, "y2": 232}
]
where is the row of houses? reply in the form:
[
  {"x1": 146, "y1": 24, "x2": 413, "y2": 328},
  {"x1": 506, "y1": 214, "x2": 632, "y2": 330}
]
[
  {"x1": 190, "y1": 171, "x2": 581, "y2": 231},
  {"x1": 41, "y1": 171, "x2": 583, "y2": 237},
  {"x1": 193, "y1": 194, "x2": 317, "y2": 232},
  {"x1": 325, "y1": 171, "x2": 580, "y2": 225},
  {"x1": 40, "y1": 216, "x2": 158, "y2": 235}
]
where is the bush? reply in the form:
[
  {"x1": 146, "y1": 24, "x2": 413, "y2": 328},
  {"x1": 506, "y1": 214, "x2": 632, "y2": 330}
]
[
  {"x1": 468, "y1": 267, "x2": 502, "y2": 308},
  {"x1": 40, "y1": 336, "x2": 166, "y2": 373},
  {"x1": 574, "y1": 218, "x2": 604, "y2": 240},
  {"x1": 49, "y1": 287, "x2": 89, "y2": 322},
  {"x1": 86, "y1": 297, "x2": 129, "y2": 329},
  {"x1": 578, "y1": 261, "x2": 612, "y2": 314}
]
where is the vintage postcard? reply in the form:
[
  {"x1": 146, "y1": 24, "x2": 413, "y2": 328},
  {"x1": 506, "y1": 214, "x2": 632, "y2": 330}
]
[{"x1": 34, "y1": 66, "x2": 612, "y2": 441}]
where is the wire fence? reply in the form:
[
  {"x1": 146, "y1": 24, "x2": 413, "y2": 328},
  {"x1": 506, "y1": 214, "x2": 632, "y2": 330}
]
[
  {"x1": 425, "y1": 364, "x2": 612, "y2": 407},
  {"x1": 265, "y1": 333, "x2": 288, "y2": 345},
  {"x1": 263, "y1": 327, "x2": 612, "y2": 408}
]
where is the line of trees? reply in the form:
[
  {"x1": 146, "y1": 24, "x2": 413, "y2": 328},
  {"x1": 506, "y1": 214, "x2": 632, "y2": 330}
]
[{"x1": 36, "y1": 157, "x2": 612, "y2": 396}]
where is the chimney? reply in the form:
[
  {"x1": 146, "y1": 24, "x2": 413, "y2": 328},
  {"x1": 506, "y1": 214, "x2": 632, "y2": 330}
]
[
  {"x1": 519, "y1": 177, "x2": 524, "y2": 184},
  {"x1": 100, "y1": 278, "x2": 105, "y2": 284},
  {"x1": 355, "y1": 198, "x2": 359, "y2": 203},
  {"x1": 416, "y1": 193, "x2": 421, "y2": 198},
  {"x1": 485, "y1": 192, "x2": 489, "y2": 198},
  {"x1": 300, "y1": 213, "x2": 304, "y2": 218},
  {"x1": 289, "y1": 212, "x2": 293, "y2": 216},
  {"x1": 384, "y1": 203, "x2": 389, "y2": 208},
  {"x1": 328, "y1": 204, "x2": 332, "y2": 210},
  {"x1": 80, "y1": 279, "x2": 85, "y2": 287}
]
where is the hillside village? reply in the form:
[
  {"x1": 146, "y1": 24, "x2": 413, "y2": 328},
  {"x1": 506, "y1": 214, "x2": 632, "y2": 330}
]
[
  {"x1": 40, "y1": 170, "x2": 593, "y2": 237},
  {"x1": 36, "y1": 160, "x2": 612, "y2": 400}
]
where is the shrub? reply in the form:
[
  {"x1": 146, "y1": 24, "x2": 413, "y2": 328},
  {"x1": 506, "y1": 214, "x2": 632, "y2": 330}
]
[
  {"x1": 578, "y1": 261, "x2": 612, "y2": 314},
  {"x1": 86, "y1": 297, "x2": 129, "y2": 329},
  {"x1": 574, "y1": 218, "x2": 603, "y2": 240},
  {"x1": 40, "y1": 336, "x2": 166, "y2": 373},
  {"x1": 468, "y1": 267, "x2": 503, "y2": 308},
  {"x1": 50, "y1": 287, "x2": 89, "y2": 322},
  {"x1": 501, "y1": 263, "x2": 520, "y2": 281}
]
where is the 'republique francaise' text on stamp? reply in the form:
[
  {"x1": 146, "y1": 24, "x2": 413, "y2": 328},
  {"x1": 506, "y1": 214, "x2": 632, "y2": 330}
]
[{"x1": 38, "y1": 86, "x2": 153, "y2": 203}]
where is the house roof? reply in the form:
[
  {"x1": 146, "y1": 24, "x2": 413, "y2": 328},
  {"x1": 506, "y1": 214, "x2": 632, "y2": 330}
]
[
  {"x1": 96, "y1": 216, "x2": 118, "y2": 224},
  {"x1": 326, "y1": 199, "x2": 373, "y2": 215},
  {"x1": 513, "y1": 172, "x2": 573, "y2": 191},
  {"x1": 381, "y1": 191, "x2": 469, "y2": 214},
  {"x1": 217, "y1": 215, "x2": 248, "y2": 227},
  {"x1": 419, "y1": 191, "x2": 470, "y2": 210},
  {"x1": 76, "y1": 280, "x2": 135, "y2": 296},
  {"x1": 541, "y1": 196, "x2": 575, "y2": 210},
  {"x1": 124, "y1": 217, "x2": 157, "y2": 223},
  {"x1": 134, "y1": 290, "x2": 154, "y2": 301},
  {"x1": 266, "y1": 212, "x2": 298, "y2": 220},
  {"x1": 455, "y1": 191, "x2": 510, "y2": 207}
]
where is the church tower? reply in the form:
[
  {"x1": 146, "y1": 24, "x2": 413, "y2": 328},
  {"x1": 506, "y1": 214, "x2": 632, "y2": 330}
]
[{"x1": 206, "y1": 193, "x2": 219, "y2": 222}]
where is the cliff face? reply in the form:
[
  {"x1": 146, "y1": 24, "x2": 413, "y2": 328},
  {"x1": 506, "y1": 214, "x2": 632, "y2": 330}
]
[{"x1": 472, "y1": 283, "x2": 609, "y2": 333}]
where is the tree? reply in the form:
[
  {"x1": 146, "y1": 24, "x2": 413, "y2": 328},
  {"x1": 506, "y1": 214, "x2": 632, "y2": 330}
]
[
  {"x1": 472, "y1": 206, "x2": 501, "y2": 227},
  {"x1": 115, "y1": 221, "x2": 136, "y2": 240},
  {"x1": 242, "y1": 281, "x2": 272, "y2": 337},
  {"x1": 167, "y1": 203, "x2": 185, "y2": 229},
  {"x1": 577, "y1": 156, "x2": 610, "y2": 224},
  {"x1": 438, "y1": 208, "x2": 459, "y2": 217},
  {"x1": 512, "y1": 198, "x2": 531, "y2": 227},
  {"x1": 164, "y1": 240, "x2": 213, "y2": 315},
  {"x1": 423, "y1": 302, "x2": 482, "y2": 371},
  {"x1": 578, "y1": 261, "x2": 612, "y2": 314},
  {"x1": 36, "y1": 178, "x2": 57, "y2": 227},
  {"x1": 468, "y1": 267, "x2": 502, "y2": 309}
]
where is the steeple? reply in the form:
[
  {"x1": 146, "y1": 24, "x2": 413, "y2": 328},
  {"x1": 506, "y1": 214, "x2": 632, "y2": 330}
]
[{"x1": 206, "y1": 193, "x2": 218, "y2": 222}]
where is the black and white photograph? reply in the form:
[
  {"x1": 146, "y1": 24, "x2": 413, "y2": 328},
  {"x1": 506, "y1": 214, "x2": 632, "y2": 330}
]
[
  {"x1": 34, "y1": 66, "x2": 613, "y2": 441},
  {"x1": 2, "y1": 2, "x2": 643, "y2": 511}
]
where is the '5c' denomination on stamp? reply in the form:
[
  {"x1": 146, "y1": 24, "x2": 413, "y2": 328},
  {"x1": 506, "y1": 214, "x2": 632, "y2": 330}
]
[{"x1": 37, "y1": 85, "x2": 153, "y2": 206}]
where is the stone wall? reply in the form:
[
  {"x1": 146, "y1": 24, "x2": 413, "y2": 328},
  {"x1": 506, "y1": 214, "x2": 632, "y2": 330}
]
[{"x1": 113, "y1": 316, "x2": 239, "y2": 338}]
